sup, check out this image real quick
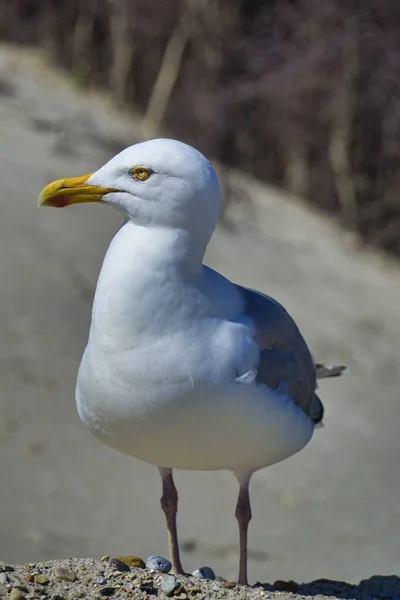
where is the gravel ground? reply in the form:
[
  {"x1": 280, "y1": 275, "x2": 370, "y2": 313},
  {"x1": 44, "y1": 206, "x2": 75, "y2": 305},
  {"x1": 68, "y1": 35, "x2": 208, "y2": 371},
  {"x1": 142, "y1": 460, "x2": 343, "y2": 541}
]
[
  {"x1": 2, "y1": 557, "x2": 400, "y2": 600},
  {"x1": 1, "y1": 45, "x2": 400, "y2": 586}
]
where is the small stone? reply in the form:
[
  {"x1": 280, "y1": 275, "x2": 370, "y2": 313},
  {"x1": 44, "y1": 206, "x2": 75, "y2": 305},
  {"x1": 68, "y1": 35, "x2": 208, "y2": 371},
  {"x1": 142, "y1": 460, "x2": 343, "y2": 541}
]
[
  {"x1": 99, "y1": 587, "x2": 116, "y2": 597},
  {"x1": 140, "y1": 581, "x2": 157, "y2": 595},
  {"x1": 192, "y1": 567, "x2": 215, "y2": 581},
  {"x1": 174, "y1": 594, "x2": 187, "y2": 600},
  {"x1": 25, "y1": 574, "x2": 34, "y2": 582},
  {"x1": 187, "y1": 586, "x2": 201, "y2": 595},
  {"x1": 0, "y1": 572, "x2": 9, "y2": 583},
  {"x1": 101, "y1": 555, "x2": 111, "y2": 562},
  {"x1": 95, "y1": 577, "x2": 107, "y2": 585},
  {"x1": 223, "y1": 582, "x2": 236, "y2": 589},
  {"x1": 0, "y1": 565, "x2": 15, "y2": 573},
  {"x1": 10, "y1": 589, "x2": 25, "y2": 600},
  {"x1": 173, "y1": 586, "x2": 185, "y2": 596},
  {"x1": 66, "y1": 592, "x2": 83, "y2": 599},
  {"x1": 160, "y1": 574, "x2": 179, "y2": 595},
  {"x1": 212, "y1": 586, "x2": 221, "y2": 592},
  {"x1": 53, "y1": 568, "x2": 76, "y2": 582},
  {"x1": 34, "y1": 574, "x2": 50, "y2": 585},
  {"x1": 115, "y1": 555, "x2": 146, "y2": 569},
  {"x1": 111, "y1": 558, "x2": 131, "y2": 572},
  {"x1": 146, "y1": 556, "x2": 172, "y2": 573}
]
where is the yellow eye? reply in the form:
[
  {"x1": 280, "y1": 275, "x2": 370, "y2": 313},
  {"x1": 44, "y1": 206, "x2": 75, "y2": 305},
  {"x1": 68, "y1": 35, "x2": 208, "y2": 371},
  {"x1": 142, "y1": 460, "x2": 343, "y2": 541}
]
[{"x1": 132, "y1": 166, "x2": 152, "y2": 181}]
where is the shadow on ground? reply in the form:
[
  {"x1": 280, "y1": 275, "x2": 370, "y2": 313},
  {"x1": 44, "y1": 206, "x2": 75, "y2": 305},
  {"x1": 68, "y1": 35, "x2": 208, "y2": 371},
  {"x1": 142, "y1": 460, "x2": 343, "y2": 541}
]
[{"x1": 261, "y1": 575, "x2": 400, "y2": 599}]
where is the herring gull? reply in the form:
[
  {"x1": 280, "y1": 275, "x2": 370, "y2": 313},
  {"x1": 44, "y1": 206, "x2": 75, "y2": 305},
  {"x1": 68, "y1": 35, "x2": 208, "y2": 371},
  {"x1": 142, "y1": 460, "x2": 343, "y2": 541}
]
[{"x1": 38, "y1": 138, "x2": 346, "y2": 585}]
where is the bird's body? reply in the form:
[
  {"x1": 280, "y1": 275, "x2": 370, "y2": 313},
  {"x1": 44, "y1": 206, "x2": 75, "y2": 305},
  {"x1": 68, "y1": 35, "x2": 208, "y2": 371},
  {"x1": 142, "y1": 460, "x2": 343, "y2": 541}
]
[
  {"x1": 76, "y1": 220, "x2": 313, "y2": 472},
  {"x1": 38, "y1": 138, "x2": 346, "y2": 585}
]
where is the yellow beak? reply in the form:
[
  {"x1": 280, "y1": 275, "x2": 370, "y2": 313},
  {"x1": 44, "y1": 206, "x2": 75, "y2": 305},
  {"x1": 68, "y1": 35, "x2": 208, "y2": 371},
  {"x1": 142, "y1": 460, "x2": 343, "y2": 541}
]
[{"x1": 38, "y1": 173, "x2": 115, "y2": 208}]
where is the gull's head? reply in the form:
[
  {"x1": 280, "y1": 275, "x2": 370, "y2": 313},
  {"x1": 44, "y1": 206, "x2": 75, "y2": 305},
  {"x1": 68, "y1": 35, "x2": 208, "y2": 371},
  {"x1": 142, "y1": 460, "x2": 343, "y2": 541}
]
[{"x1": 38, "y1": 138, "x2": 220, "y2": 233}]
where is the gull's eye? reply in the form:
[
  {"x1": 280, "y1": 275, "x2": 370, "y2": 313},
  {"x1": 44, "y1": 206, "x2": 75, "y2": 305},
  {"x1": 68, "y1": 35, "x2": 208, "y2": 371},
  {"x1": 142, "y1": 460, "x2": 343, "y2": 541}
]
[{"x1": 131, "y1": 166, "x2": 152, "y2": 181}]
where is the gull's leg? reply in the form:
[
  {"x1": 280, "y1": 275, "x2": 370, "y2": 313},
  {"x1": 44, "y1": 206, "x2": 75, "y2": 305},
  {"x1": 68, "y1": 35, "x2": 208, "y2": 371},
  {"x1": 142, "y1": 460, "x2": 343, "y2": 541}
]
[
  {"x1": 234, "y1": 472, "x2": 253, "y2": 586},
  {"x1": 158, "y1": 467, "x2": 184, "y2": 574}
]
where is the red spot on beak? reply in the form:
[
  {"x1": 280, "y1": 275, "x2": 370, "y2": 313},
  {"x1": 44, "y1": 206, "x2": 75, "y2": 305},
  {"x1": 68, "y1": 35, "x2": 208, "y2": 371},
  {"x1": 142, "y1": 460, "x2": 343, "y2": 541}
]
[{"x1": 52, "y1": 196, "x2": 70, "y2": 208}]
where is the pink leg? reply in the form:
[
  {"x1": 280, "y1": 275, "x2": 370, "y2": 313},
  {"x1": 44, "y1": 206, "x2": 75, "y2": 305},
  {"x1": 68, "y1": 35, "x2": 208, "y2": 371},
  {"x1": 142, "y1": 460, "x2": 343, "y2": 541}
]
[
  {"x1": 235, "y1": 476, "x2": 252, "y2": 585},
  {"x1": 159, "y1": 468, "x2": 184, "y2": 574}
]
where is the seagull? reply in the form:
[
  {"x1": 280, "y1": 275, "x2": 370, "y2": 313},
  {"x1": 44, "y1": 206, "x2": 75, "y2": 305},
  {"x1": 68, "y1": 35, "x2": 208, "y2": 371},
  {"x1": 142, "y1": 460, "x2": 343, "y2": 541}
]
[{"x1": 38, "y1": 138, "x2": 346, "y2": 585}]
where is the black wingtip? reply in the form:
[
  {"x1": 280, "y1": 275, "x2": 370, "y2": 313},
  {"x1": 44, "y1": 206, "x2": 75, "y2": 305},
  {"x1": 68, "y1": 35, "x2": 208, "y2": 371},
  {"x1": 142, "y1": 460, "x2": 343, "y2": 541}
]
[{"x1": 312, "y1": 394, "x2": 325, "y2": 425}]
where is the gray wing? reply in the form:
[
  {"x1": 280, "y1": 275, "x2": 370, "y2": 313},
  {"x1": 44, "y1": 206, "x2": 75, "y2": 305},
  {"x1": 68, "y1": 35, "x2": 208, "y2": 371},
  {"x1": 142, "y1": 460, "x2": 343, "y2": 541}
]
[{"x1": 238, "y1": 286, "x2": 320, "y2": 422}]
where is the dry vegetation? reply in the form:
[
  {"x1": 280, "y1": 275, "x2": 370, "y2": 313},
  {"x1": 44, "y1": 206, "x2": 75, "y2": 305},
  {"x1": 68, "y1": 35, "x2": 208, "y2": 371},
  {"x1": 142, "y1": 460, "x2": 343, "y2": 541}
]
[{"x1": 1, "y1": 0, "x2": 399, "y2": 255}]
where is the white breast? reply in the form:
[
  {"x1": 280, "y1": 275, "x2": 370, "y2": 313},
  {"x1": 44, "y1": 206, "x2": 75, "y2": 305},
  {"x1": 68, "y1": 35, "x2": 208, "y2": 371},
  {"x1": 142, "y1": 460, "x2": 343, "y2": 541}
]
[{"x1": 75, "y1": 221, "x2": 314, "y2": 472}]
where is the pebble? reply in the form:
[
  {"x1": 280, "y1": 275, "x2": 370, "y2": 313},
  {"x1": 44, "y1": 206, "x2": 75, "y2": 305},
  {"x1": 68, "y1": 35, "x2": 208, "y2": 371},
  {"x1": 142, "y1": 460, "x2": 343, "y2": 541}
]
[
  {"x1": 0, "y1": 572, "x2": 9, "y2": 583},
  {"x1": 160, "y1": 574, "x2": 179, "y2": 595},
  {"x1": 192, "y1": 567, "x2": 216, "y2": 580},
  {"x1": 111, "y1": 558, "x2": 130, "y2": 572},
  {"x1": 114, "y1": 555, "x2": 146, "y2": 569},
  {"x1": 0, "y1": 564, "x2": 15, "y2": 573},
  {"x1": 139, "y1": 581, "x2": 157, "y2": 594},
  {"x1": 187, "y1": 586, "x2": 201, "y2": 594},
  {"x1": 53, "y1": 567, "x2": 77, "y2": 582},
  {"x1": 10, "y1": 589, "x2": 25, "y2": 600},
  {"x1": 99, "y1": 587, "x2": 116, "y2": 597},
  {"x1": 34, "y1": 574, "x2": 49, "y2": 585},
  {"x1": 223, "y1": 581, "x2": 236, "y2": 589},
  {"x1": 146, "y1": 555, "x2": 172, "y2": 573}
]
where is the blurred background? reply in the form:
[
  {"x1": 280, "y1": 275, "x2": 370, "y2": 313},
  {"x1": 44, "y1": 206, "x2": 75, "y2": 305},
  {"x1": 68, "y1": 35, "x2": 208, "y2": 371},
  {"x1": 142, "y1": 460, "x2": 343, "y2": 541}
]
[{"x1": 0, "y1": 0, "x2": 400, "y2": 585}]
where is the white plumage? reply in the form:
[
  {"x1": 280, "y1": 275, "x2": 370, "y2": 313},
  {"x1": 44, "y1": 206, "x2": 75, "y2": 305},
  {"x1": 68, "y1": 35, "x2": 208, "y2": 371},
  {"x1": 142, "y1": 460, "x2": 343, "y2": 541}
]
[{"x1": 39, "y1": 138, "x2": 345, "y2": 585}]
